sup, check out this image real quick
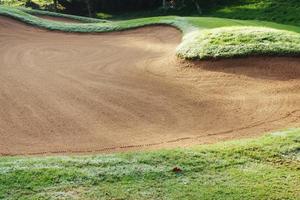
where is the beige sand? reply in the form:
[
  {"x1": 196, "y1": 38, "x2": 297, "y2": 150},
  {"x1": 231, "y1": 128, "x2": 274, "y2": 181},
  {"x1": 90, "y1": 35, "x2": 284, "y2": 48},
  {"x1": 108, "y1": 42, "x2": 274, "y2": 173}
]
[{"x1": 0, "y1": 17, "x2": 299, "y2": 155}]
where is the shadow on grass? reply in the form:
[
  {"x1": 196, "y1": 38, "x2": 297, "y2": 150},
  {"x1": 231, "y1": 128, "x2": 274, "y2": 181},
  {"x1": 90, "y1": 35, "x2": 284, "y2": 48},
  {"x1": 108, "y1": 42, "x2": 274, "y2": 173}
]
[{"x1": 211, "y1": 1, "x2": 300, "y2": 27}]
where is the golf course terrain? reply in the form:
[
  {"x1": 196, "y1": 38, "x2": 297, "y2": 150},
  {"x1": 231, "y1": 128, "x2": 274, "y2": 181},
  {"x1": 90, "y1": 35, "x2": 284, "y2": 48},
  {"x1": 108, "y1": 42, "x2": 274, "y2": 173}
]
[{"x1": 0, "y1": 0, "x2": 299, "y2": 199}]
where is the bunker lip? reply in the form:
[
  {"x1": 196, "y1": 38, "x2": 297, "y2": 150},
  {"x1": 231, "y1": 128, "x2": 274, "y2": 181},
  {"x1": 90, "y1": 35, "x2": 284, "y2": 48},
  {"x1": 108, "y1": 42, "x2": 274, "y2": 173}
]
[{"x1": 0, "y1": 17, "x2": 299, "y2": 156}]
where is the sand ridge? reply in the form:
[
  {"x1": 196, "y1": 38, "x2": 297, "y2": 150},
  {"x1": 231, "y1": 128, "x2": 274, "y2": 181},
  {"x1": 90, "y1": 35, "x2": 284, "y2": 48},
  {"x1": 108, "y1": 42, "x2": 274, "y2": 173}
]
[{"x1": 0, "y1": 16, "x2": 299, "y2": 155}]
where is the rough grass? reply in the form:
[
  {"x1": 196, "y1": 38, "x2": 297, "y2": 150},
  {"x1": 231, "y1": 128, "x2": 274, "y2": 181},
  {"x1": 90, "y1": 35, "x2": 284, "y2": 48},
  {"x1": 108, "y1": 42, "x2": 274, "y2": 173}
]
[
  {"x1": 177, "y1": 26, "x2": 300, "y2": 60},
  {"x1": 0, "y1": 129, "x2": 299, "y2": 199}
]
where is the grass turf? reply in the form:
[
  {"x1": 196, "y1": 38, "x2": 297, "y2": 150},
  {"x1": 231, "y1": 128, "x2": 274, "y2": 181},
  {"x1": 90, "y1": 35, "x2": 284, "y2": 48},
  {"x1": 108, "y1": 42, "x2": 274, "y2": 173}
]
[
  {"x1": 1, "y1": 6, "x2": 300, "y2": 60},
  {"x1": 0, "y1": 129, "x2": 299, "y2": 199},
  {"x1": 211, "y1": 0, "x2": 300, "y2": 27}
]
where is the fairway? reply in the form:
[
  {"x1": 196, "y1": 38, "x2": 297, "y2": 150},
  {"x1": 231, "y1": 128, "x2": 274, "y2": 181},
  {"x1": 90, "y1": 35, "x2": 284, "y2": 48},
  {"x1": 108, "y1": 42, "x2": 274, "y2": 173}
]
[{"x1": 0, "y1": 16, "x2": 299, "y2": 156}]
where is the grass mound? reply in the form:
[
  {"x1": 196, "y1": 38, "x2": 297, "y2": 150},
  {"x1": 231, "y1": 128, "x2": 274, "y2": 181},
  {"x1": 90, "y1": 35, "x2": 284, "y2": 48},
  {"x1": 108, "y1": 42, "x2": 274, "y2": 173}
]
[
  {"x1": 177, "y1": 26, "x2": 300, "y2": 60},
  {"x1": 0, "y1": 129, "x2": 299, "y2": 199}
]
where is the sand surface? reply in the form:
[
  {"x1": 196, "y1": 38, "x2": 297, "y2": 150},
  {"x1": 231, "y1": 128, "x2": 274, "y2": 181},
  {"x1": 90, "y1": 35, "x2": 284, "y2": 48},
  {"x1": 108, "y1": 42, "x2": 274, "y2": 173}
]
[{"x1": 0, "y1": 17, "x2": 299, "y2": 155}]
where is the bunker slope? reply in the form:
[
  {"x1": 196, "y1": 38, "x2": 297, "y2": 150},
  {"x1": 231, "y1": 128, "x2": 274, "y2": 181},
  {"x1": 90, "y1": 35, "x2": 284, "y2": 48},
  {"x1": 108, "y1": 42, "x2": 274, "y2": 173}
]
[{"x1": 0, "y1": 17, "x2": 299, "y2": 155}]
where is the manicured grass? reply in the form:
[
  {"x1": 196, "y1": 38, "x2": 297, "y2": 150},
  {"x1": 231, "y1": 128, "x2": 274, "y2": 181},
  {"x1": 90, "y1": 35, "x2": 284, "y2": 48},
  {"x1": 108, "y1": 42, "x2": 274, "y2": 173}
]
[
  {"x1": 0, "y1": 129, "x2": 299, "y2": 199},
  {"x1": 177, "y1": 26, "x2": 300, "y2": 60},
  {"x1": 211, "y1": 0, "x2": 300, "y2": 27},
  {"x1": 186, "y1": 17, "x2": 300, "y2": 33}
]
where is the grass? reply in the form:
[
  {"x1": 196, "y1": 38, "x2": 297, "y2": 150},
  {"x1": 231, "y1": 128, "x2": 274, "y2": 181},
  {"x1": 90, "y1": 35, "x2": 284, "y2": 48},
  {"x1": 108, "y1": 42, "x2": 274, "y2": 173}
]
[
  {"x1": 1, "y1": 6, "x2": 300, "y2": 60},
  {"x1": 0, "y1": 129, "x2": 299, "y2": 199},
  {"x1": 0, "y1": 4, "x2": 300, "y2": 199},
  {"x1": 185, "y1": 17, "x2": 300, "y2": 33},
  {"x1": 211, "y1": 0, "x2": 300, "y2": 27},
  {"x1": 3, "y1": 0, "x2": 300, "y2": 27},
  {"x1": 177, "y1": 26, "x2": 300, "y2": 60},
  {"x1": 19, "y1": 7, "x2": 107, "y2": 23}
]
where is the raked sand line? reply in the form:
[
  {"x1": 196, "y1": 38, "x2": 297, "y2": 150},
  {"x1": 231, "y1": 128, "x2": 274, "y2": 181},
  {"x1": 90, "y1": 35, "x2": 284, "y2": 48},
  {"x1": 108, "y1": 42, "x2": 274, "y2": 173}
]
[{"x1": 0, "y1": 17, "x2": 299, "y2": 155}]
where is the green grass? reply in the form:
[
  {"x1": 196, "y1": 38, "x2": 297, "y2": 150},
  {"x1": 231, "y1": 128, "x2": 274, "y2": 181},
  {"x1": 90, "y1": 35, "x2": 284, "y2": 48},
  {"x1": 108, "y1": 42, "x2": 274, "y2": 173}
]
[
  {"x1": 19, "y1": 7, "x2": 107, "y2": 23},
  {"x1": 3, "y1": 6, "x2": 300, "y2": 33},
  {"x1": 177, "y1": 26, "x2": 300, "y2": 60},
  {"x1": 211, "y1": 0, "x2": 300, "y2": 27},
  {"x1": 0, "y1": 129, "x2": 299, "y2": 199},
  {"x1": 185, "y1": 17, "x2": 300, "y2": 33},
  {"x1": 3, "y1": 0, "x2": 300, "y2": 27},
  {"x1": 1, "y1": 6, "x2": 300, "y2": 60},
  {"x1": 0, "y1": 6, "x2": 187, "y2": 32}
]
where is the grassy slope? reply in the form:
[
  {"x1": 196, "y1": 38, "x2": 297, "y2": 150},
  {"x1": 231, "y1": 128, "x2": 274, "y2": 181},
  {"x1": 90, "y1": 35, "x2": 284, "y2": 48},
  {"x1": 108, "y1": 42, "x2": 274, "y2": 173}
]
[
  {"x1": 1, "y1": 6, "x2": 300, "y2": 60},
  {"x1": 0, "y1": 129, "x2": 299, "y2": 199}
]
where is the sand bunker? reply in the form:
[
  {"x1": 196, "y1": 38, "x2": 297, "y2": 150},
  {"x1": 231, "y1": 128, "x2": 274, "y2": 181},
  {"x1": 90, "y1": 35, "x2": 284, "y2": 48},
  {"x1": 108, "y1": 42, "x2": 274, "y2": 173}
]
[{"x1": 0, "y1": 17, "x2": 299, "y2": 155}]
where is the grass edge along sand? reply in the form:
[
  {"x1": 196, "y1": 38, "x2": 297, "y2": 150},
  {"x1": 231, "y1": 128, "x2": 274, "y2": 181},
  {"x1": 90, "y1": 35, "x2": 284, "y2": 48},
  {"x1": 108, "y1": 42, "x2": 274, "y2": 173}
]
[{"x1": 1, "y1": 6, "x2": 300, "y2": 60}]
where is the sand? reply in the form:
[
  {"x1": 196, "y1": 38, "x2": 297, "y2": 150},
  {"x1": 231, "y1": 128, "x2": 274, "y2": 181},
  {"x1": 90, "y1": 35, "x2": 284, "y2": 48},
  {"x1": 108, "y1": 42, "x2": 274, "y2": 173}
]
[{"x1": 0, "y1": 16, "x2": 299, "y2": 155}]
